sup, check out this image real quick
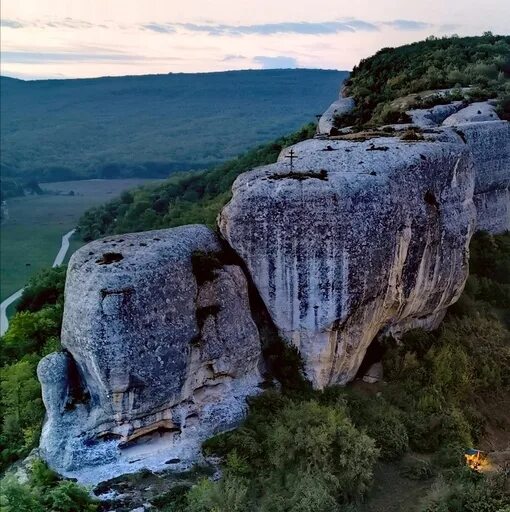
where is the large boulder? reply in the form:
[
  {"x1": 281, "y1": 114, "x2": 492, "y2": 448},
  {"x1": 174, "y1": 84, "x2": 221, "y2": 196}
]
[
  {"x1": 219, "y1": 135, "x2": 476, "y2": 388},
  {"x1": 407, "y1": 101, "x2": 464, "y2": 128},
  {"x1": 38, "y1": 225, "x2": 262, "y2": 484},
  {"x1": 318, "y1": 96, "x2": 355, "y2": 135},
  {"x1": 442, "y1": 101, "x2": 499, "y2": 125}
]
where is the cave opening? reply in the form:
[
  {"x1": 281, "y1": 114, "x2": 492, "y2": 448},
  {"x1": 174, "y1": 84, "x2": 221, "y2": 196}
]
[{"x1": 355, "y1": 336, "x2": 388, "y2": 380}]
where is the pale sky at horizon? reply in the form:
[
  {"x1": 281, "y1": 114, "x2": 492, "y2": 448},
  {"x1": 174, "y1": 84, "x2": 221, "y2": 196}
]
[{"x1": 1, "y1": 0, "x2": 509, "y2": 80}]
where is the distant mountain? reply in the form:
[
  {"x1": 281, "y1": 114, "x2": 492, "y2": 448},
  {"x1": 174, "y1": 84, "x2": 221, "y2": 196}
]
[{"x1": 0, "y1": 69, "x2": 348, "y2": 182}]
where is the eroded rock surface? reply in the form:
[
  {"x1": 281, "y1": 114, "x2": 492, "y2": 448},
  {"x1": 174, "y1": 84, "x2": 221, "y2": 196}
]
[
  {"x1": 219, "y1": 135, "x2": 476, "y2": 388},
  {"x1": 38, "y1": 225, "x2": 262, "y2": 484},
  {"x1": 442, "y1": 101, "x2": 499, "y2": 125},
  {"x1": 407, "y1": 101, "x2": 464, "y2": 128}
]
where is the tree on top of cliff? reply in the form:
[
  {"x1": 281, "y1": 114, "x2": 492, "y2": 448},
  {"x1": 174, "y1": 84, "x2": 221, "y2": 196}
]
[{"x1": 342, "y1": 34, "x2": 510, "y2": 125}]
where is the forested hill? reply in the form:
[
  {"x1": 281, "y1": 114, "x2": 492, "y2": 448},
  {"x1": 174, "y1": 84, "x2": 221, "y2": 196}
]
[
  {"x1": 0, "y1": 69, "x2": 347, "y2": 182},
  {"x1": 341, "y1": 33, "x2": 510, "y2": 126}
]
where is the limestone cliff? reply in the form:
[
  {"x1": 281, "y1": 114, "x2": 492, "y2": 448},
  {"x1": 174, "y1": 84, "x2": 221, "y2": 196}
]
[
  {"x1": 219, "y1": 135, "x2": 476, "y2": 387},
  {"x1": 38, "y1": 225, "x2": 262, "y2": 483},
  {"x1": 37, "y1": 96, "x2": 509, "y2": 483}
]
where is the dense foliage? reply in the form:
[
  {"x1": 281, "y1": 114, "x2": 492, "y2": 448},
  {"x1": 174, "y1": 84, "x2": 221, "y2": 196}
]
[
  {"x1": 0, "y1": 459, "x2": 98, "y2": 511},
  {"x1": 0, "y1": 70, "x2": 346, "y2": 183},
  {"x1": 339, "y1": 34, "x2": 510, "y2": 126},
  {"x1": 0, "y1": 267, "x2": 65, "y2": 469},
  {"x1": 77, "y1": 124, "x2": 316, "y2": 240}
]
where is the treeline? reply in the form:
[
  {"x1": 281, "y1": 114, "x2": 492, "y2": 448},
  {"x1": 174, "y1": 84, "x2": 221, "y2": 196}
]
[
  {"x1": 0, "y1": 177, "x2": 43, "y2": 200},
  {"x1": 340, "y1": 33, "x2": 510, "y2": 126},
  {"x1": 77, "y1": 124, "x2": 316, "y2": 241}
]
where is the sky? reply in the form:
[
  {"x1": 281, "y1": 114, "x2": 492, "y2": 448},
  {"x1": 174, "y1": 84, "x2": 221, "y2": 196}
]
[{"x1": 1, "y1": 0, "x2": 509, "y2": 80}]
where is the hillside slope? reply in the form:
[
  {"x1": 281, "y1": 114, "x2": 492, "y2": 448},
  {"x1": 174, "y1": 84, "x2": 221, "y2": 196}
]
[
  {"x1": 0, "y1": 69, "x2": 347, "y2": 182},
  {"x1": 341, "y1": 34, "x2": 510, "y2": 125}
]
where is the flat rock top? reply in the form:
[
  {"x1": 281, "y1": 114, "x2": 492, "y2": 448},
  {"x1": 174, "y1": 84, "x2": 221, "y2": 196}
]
[
  {"x1": 69, "y1": 224, "x2": 221, "y2": 275},
  {"x1": 232, "y1": 136, "x2": 465, "y2": 195}
]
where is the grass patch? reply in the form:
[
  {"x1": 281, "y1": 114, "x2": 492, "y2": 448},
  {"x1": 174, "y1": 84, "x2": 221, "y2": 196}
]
[{"x1": 0, "y1": 179, "x2": 162, "y2": 301}]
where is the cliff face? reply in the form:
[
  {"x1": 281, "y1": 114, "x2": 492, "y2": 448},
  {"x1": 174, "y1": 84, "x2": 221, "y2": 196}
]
[
  {"x1": 37, "y1": 96, "x2": 509, "y2": 482},
  {"x1": 38, "y1": 225, "x2": 262, "y2": 483},
  {"x1": 219, "y1": 136, "x2": 476, "y2": 387},
  {"x1": 449, "y1": 120, "x2": 510, "y2": 233}
]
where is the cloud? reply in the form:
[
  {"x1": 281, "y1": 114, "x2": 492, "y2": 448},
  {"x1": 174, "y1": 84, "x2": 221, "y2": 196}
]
[
  {"x1": 253, "y1": 56, "x2": 298, "y2": 69},
  {"x1": 1, "y1": 19, "x2": 25, "y2": 29},
  {"x1": 43, "y1": 18, "x2": 99, "y2": 29},
  {"x1": 383, "y1": 19, "x2": 432, "y2": 31},
  {"x1": 141, "y1": 19, "x2": 380, "y2": 36},
  {"x1": 222, "y1": 54, "x2": 247, "y2": 61},
  {"x1": 140, "y1": 23, "x2": 175, "y2": 34},
  {"x1": 140, "y1": 18, "x2": 438, "y2": 36}
]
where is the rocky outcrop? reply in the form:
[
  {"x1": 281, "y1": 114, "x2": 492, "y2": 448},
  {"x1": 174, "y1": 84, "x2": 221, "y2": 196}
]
[
  {"x1": 407, "y1": 101, "x2": 464, "y2": 128},
  {"x1": 38, "y1": 225, "x2": 262, "y2": 484},
  {"x1": 318, "y1": 96, "x2": 355, "y2": 135},
  {"x1": 219, "y1": 135, "x2": 476, "y2": 388},
  {"x1": 459, "y1": 121, "x2": 510, "y2": 233},
  {"x1": 37, "y1": 91, "x2": 508, "y2": 483},
  {"x1": 403, "y1": 100, "x2": 509, "y2": 233},
  {"x1": 441, "y1": 109, "x2": 509, "y2": 233},
  {"x1": 442, "y1": 101, "x2": 499, "y2": 125}
]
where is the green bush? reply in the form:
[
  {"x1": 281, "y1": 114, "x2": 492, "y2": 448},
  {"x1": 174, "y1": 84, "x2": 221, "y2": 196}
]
[
  {"x1": 17, "y1": 266, "x2": 66, "y2": 313},
  {"x1": 400, "y1": 458, "x2": 435, "y2": 480},
  {"x1": 202, "y1": 396, "x2": 378, "y2": 511},
  {"x1": 0, "y1": 459, "x2": 97, "y2": 512},
  {"x1": 343, "y1": 34, "x2": 510, "y2": 126}
]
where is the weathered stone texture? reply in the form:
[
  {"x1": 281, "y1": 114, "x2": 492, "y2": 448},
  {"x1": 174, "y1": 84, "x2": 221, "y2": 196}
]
[
  {"x1": 220, "y1": 135, "x2": 476, "y2": 388},
  {"x1": 38, "y1": 225, "x2": 261, "y2": 483}
]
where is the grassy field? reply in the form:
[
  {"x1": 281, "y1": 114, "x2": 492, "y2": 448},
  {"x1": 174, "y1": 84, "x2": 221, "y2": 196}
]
[{"x1": 0, "y1": 179, "x2": 163, "y2": 301}]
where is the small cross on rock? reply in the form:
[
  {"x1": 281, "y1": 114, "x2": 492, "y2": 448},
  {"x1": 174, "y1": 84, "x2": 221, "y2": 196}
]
[{"x1": 285, "y1": 149, "x2": 297, "y2": 170}]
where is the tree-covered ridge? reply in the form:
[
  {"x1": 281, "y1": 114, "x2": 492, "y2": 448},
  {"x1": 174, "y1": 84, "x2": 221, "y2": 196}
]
[
  {"x1": 0, "y1": 69, "x2": 346, "y2": 183},
  {"x1": 77, "y1": 124, "x2": 316, "y2": 240},
  {"x1": 341, "y1": 34, "x2": 510, "y2": 125}
]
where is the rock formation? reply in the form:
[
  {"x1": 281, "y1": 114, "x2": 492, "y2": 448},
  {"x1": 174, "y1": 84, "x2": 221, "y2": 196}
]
[
  {"x1": 440, "y1": 115, "x2": 509, "y2": 233},
  {"x1": 318, "y1": 96, "x2": 355, "y2": 135},
  {"x1": 38, "y1": 225, "x2": 262, "y2": 483},
  {"x1": 219, "y1": 135, "x2": 476, "y2": 387},
  {"x1": 37, "y1": 93, "x2": 509, "y2": 482}
]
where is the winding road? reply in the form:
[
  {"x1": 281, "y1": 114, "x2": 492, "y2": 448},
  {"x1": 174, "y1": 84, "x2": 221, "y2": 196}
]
[{"x1": 0, "y1": 229, "x2": 76, "y2": 336}]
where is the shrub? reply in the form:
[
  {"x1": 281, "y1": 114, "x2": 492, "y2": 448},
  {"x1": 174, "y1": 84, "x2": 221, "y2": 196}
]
[
  {"x1": 401, "y1": 458, "x2": 435, "y2": 480},
  {"x1": 400, "y1": 129, "x2": 424, "y2": 141}
]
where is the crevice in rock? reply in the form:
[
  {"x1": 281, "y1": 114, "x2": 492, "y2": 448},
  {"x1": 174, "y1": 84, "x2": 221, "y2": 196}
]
[
  {"x1": 100, "y1": 287, "x2": 134, "y2": 299},
  {"x1": 424, "y1": 190, "x2": 440, "y2": 209},
  {"x1": 196, "y1": 305, "x2": 221, "y2": 330},
  {"x1": 454, "y1": 128, "x2": 467, "y2": 144},
  {"x1": 268, "y1": 169, "x2": 328, "y2": 181},
  {"x1": 119, "y1": 421, "x2": 181, "y2": 449},
  {"x1": 213, "y1": 235, "x2": 312, "y2": 392},
  {"x1": 64, "y1": 353, "x2": 91, "y2": 410},
  {"x1": 191, "y1": 251, "x2": 223, "y2": 285}
]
